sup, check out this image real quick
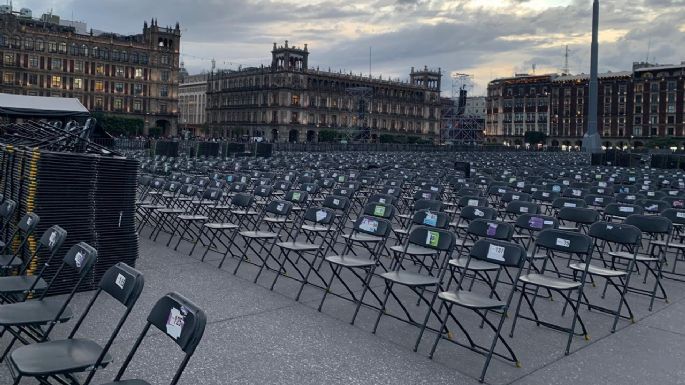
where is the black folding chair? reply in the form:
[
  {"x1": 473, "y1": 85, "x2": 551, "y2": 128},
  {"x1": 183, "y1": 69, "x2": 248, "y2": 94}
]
[
  {"x1": 98, "y1": 293, "x2": 206, "y2": 385},
  {"x1": 429, "y1": 239, "x2": 527, "y2": 383},
  {"x1": 578, "y1": 221, "x2": 642, "y2": 332},
  {"x1": 7, "y1": 262, "x2": 145, "y2": 385},
  {"x1": 0, "y1": 213, "x2": 40, "y2": 272},
  {"x1": 0, "y1": 242, "x2": 97, "y2": 361},
  {"x1": 0, "y1": 225, "x2": 67, "y2": 304},
  {"x1": 510, "y1": 229, "x2": 594, "y2": 355},
  {"x1": 0, "y1": 199, "x2": 17, "y2": 247}
]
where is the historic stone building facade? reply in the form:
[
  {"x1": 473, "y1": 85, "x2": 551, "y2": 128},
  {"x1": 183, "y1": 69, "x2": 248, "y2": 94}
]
[
  {"x1": 206, "y1": 42, "x2": 442, "y2": 143},
  {"x1": 486, "y1": 62, "x2": 685, "y2": 148},
  {"x1": 0, "y1": 11, "x2": 180, "y2": 135},
  {"x1": 179, "y1": 72, "x2": 208, "y2": 137}
]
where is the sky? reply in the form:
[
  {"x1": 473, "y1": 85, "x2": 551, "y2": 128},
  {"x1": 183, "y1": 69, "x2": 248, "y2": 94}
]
[{"x1": 11, "y1": 0, "x2": 685, "y2": 95}]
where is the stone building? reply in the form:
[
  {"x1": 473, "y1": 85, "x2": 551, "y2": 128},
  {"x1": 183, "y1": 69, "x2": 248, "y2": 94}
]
[
  {"x1": 485, "y1": 62, "x2": 685, "y2": 148},
  {"x1": 179, "y1": 72, "x2": 208, "y2": 137},
  {"x1": 0, "y1": 10, "x2": 180, "y2": 135},
  {"x1": 206, "y1": 41, "x2": 442, "y2": 143}
]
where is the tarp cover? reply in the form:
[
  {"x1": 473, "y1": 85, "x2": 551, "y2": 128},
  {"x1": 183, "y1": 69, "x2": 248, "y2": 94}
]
[{"x1": 0, "y1": 94, "x2": 89, "y2": 118}]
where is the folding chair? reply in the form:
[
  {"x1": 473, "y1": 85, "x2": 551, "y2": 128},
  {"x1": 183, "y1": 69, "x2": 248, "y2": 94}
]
[
  {"x1": 557, "y1": 207, "x2": 599, "y2": 233},
  {"x1": 318, "y1": 213, "x2": 393, "y2": 324},
  {"x1": 0, "y1": 225, "x2": 67, "y2": 304},
  {"x1": 0, "y1": 242, "x2": 97, "y2": 360},
  {"x1": 171, "y1": 187, "x2": 223, "y2": 253},
  {"x1": 449, "y1": 206, "x2": 497, "y2": 237},
  {"x1": 270, "y1": 206, "x2": 337, "y2": 301},
  {"x1": 0, "y1": 213, "x2": 40, "y2": 272},
  {"x1": 199, "y1": 193, "x2": 255, "y2": 268},
  {"x1": 0, "y1": 198, "x2": 17, "y2": 247},
  {"x1": 576, "y1": 221, "x2": 642, "y2": 332},
  {"x1": 372, "y1": 226, "x2": 456, "y2": 352},
  {"x1": 603, "y1": 203, "x2": 643, "y2": 222},
  {"x1": 658, "y1": 208, "x2": 685, "y2": 282},
  {"x1": 609, "y1": 214, "x2": 672, "y2": 310},
  {"x1": 8, "y1": 261, "x2": 144, "y2": 385},
  {"x1": 510, "y1": 229, "x2": 594, "y2": 355},
  {"x1": 429, "y1": 239, "x2": 527, "y2": 382},
  {"x1": 98, "y1": 293, "x2": 206, "y2": 385},
  {"x1": 235, "y1": 199, "x2": 293, "y2": 279}
]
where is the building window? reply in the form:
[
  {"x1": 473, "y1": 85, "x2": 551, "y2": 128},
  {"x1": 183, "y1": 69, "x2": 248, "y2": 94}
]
[
  {"x1": 160, "y1": 85, "x2": 168, "y2": 97},
  {"x1": 112, "y1": 50, "x2": 120, "y2": 61},
  {"x1": 3, "y1": 53, "x2": 14, "y2": 66},
  {"x1": 133, "y1": 83, "x2": 143, "y2": 95},
  {"x1": 292, "y1": 94, "x2": 300, "y2": 106},
  {"x1": 667, "y1": 115, "x2": 676, "y2": 124},
  {"x1": 114, "y1": 82, "x2": 124, "y2": 93},
  {"x1": 58, "y1": 42, "x2": 67, "y2": 54},
  {"x1": 160, "y1": 55, "x2": 169, "y2": 65},
  {"x1": 650, "y1": 82, "x2": 659, "y2": 92},
  {"x1": 91, "y1": 46, "x2": 99, "y2": 58},
  {"x1": 27, "y1": 74, "x2": 38, "y2": 86},
  {"x1": 3, "y1": 72, "x2": 14, "y2": 84},
  {"x1": 114, "y1": 98, "x2": 123, "y2": 110},
  {"x1": 24, "y1": 38, "x2": 33, "y2": 50},
  {"x1": 134, "y1": 68, "x2": 143, "y2": 79},
  {"x1": 668, "y1": 127, "x2": 675, "y2": 136},
  {"x1": 79, "y1": 44, "x2": 89, "y2": 56},
  {"x1": 35, "y1": 39, "x2": 44, "y2": 51},
  {"x1": 160, "y1": 104, "x2": 167, "y2": 113},
  {"x1": 51, "y1": 75, "x2": 62, "y2": 88},
  {"x1": 115, "y1": 66, "x2": 124, "y2": 77},
  {"x1": 140, "y1": 54, "x2": 149, "y2": 65},
  {"x1": 68, "y1": 43, "x2": 78, "y2": 55},
  {"x1": 74, "y1": 61, "x2": 84, "y2": 73},
  {"x1": 51, "y1": 58, "x2": 62, "y2": 70},
  {"x1": 120, "y1": 50, "x2": 128, "y2": 62},
  {"x1": 96, "y1": 64, "x2": 104, "y2": 75},
  {"x1": 74, "y1": 78, "x2": 83, "y2": 90},
  {"x1": 95, "y1": 80, "x2": 104, "y2": 92},
  {"x1": 133, "y1": 100, "x2": 142, "y2": 112},
  {"x1": 48, "y1": 41, "x2": 57, "y2": 52},
  {"x1": 161, "y1": 71, "x2": 169, "y2": 82},
  {"x1": 94, "y1": 97, "x2": 103, "y2": 110}
]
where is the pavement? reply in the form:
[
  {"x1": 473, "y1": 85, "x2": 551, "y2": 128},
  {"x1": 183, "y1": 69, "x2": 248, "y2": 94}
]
[{"x1": 1, "y1": 225, "x2": 685, "y2": 385}]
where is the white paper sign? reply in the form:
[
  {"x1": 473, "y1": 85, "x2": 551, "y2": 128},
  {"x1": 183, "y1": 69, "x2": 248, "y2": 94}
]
[
  {"x1": 563, "y1": 202, "x2": 577, "y2": 208},
  {"x1": 315, "y1": 210, "x2": 327, "y2": 222},
  {"x1": 166, "y1": 308, "x2": 185, "y2": 339},
  {"x1": 556, "y1": 238, "x2": 570, "y2": 248},
  {"x1": 487, "y1": 245, "x2": 505, "y2": 262},
  {"x1": 467, "y1": 199, "x2": 479, "y2": 206},
  {"x1": 619, "y1": 206, "x2": 634, "y2": 213},
  {"x1": 115, "y1": 273, "x2": 126, "y2": 289}
]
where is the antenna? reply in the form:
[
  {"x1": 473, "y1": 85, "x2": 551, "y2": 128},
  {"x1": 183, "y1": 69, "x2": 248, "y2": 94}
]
[
  {"x1": 646, "y1": 38, "x2": 651, "y2": 63},
  {"x1": 562, "y1": 45, "x2": 570, "y2": 75},
  {"x1": 369, "y1": 46, "x2": 372, "y2": 78}
]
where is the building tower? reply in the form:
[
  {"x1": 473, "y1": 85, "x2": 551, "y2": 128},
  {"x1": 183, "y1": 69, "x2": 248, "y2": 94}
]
[
  {"x1": 410, "y1": 66, "x2": 442, "y2": 90},
  {"x1": 271, "y1": 40, "x2": 309, "y2": 71}
]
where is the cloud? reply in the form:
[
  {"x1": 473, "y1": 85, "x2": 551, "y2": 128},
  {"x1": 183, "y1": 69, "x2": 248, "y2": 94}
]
[{"x1": 12, "y1": 0, "x2": 685, "y2": 94}]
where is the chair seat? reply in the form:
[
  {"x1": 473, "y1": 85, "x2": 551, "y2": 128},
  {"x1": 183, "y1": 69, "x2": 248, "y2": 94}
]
[
  {"x1": 558, "y1": 226, "x2": 579, "y2": 232},
  {"x1": 99, "y1": 380, "x2": 151, "y2": 385},
  {"x1": 449, "y1": 257, "x2": 498, "y2": 271},
  {"x1": 392, "y1": 228, "x2": 409, "y2": 235},
  {"x1": 390, "y1": 244, "x2": 438, "y2": 256},
  {"x1": 139, "y1": 204, "x2": 165, "y2": 210},
  {"x1": 438, "y1": 290, "x2": 505, "y2": 309},
  {"x1": 177, "y1": 215, "x2": 208, "y2": 221},
  {"x1": 276, "y1": 241, "x2": 320, "y2": 251},
  {"x1": 397, "y1": 213, "x2": 412, "y2": 220},
  {"x1": 155, "y1": 208, "x2": 185, "y2": 214},
  {"x1": 264, "y1": 217, "x2": 292, "y2": 224},
  {"x1": 0, "y1": 254, "x2": 23, "y2": 269},
  {"x1": 9, "y1": 338, "x2": 111, "y2": 376},
  {"x1": 569, "y1": 263, "x2": 626, "y2": 277},
  {"x1": 0, "y1": 276, "x2": 47, "y2": 295},
  {"x1": 519, "y1": 274, "x2": 581, "y2": 290},
  {"x1": 301, "y1": 224, "x2": 334, "y2": 232},
  {"x1": 608, "y1": 251, "x2": 658, "y2": 262},
  {"x1": 240, "y1": 230, "x2": 278, "y2": 239},
  {"x1": 652, "y1": 240, "x2": 685, "y2": 249},
  {"x1": 231, "y1": 210, "x2": 259, "y2": 216},
  {"x1": 204, "y1": 223, "x2": 238, "y2": 230},
  {"x1": 342, "y1": 233, "x2": 382, "y2": 243},
  {"x1": 325, "y1": 255, "x2": 375, "y2": 268},
  {"x1": 0, "y1": 299, "x2": 73, "y2": 326},
  {"x1": 380, "y1": 271, "x2": 439, "y2": 287},
  {"x1": 512, "y1": 234, "x2": 530, "y2": 239}
]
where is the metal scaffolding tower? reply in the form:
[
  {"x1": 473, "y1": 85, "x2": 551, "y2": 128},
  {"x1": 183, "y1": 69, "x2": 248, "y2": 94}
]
[
  {"x1": 343, "y1": 86, "x2": 374, "y2": 143},
  {"x1": 441, "y1": 73, "x2": 484, "y2": 144}
]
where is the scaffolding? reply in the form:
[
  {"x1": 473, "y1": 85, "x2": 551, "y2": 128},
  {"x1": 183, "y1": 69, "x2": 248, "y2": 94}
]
[
  {"x1": 441, "y1": 73, "x2": 484, "y2": 144},
  {"x1": 343, "y1": 86, "x2": 374, "y2": 143}
]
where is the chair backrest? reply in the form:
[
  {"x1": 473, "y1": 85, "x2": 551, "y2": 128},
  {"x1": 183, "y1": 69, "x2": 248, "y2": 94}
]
[
  {"x1": 99, "y1": 262, "x2": 146, "y2": 309},
  {"x1": 18, "y1": 212, "x2": 40, "y2": 233},
  {"x1": 0, "y1": 199, "x2": 16, "y2": 221},
  {"x1": 37, "y1": 224, "x2": 68, "y2": 256},
  {"x1": 414, "y1": 199, "x2": 443, "y2": 212},
  {"x1": 558, "y1": 207, "x2": 600, "y2": 225},
  {"x1": 414, "y1": 190, "x2": 439, "y2": 201},
  {"x1": 588, "y1": 221, "x2": 642, "y2": 245},
  {"x1": 303, "y1": 207, "x2": 335, "y2": 225},
  {"x1": 62, "y1": 242, "x2": 98, "y2": 280},
  {"x1": 515, "y1": 214, "x2": 559, "y2": 231},
  {"x1": 459, "y1": 196, "x2": 488, "y2": 208},
  {"x1": 147, "y1": 292, "x2": 207, "y2": 354},
  {"x1": 552, "y1": 197, "x2": 587, "y2": 209},
  {"x1": 201, "y1": 187, "x2": 222, "y2": 201},
  {"x1": 231, "y1": 193, "x2": 254, "y2": 208},
  {"x1": 323, "y1": 195, "x2": 350, "y2": 212},
  {"x1": 285, "y1": 190, "x2": 308, "y2": 204},
  {"x1": 467, "y1": 219, "x2": 514, "y2": 241},
  {"x1": 407, "y1": 226, "x2": 456, "y2": 251},
  {"x1": 265, "y1": 200, "x2": 293, "y2": 217},
  {"x1": 505, "y1": 201, "x2": 540, "y2": 215},
  {"x1": 254, "y1": 185, "x2": 273, "y2": 198},
  {"x1": 363, "y1": 202, "x2": 395, "y2": 220},
  {"x1": 353, "y1": 215, "x2": 392, "y2": 237},
  {"x1": 460, "y1": 205, "x2": 497, "y2": 221},
  {"x1": 624, "y1": 214, "x2": 672, "y2": 235},
  {"x1": 502, "y1": 191, "x2": 532, "y2": 203},
  {"x1": 412, "y1": 209, "x2": 450, "y2": 229},
  {"x1": 180, "y1": 184, "x2": 198, "y2": 197},
  {"x1": 470, "y1": 239, "x2": 527, "y2": 268},
  {"x1": 367, "y1": 193, "x2": 395, "y2": 206},
  {"x1": 604, "y1": 203, "x2": 643, "y2": 217},
  {"x1": 535, "y1": 229, "x2": 593, "y2": 254},
  {"x1": 661, "y1": 208, "x2": 685, "y2": 226}
]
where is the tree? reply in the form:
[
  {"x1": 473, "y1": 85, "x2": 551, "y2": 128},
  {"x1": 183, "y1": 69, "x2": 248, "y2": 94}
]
[
  {"x1": 647, "y1": 136, "x2": 679, "y2": 149},
  {"x1": 92, "y1": 112, "x2": 144, "y2": 137},
  {"x1": 524, "y1": 131, "x2": 547, "y2": 145}
]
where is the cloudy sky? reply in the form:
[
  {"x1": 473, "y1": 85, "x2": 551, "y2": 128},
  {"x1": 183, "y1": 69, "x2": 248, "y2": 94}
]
[{"x1": 12, "y1": 0, "x2": 685, "y2": 94}]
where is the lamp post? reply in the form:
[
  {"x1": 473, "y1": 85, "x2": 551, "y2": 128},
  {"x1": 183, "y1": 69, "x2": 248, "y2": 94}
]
[{"x1": 582, "y1": 0, "x2": 602, "y2": 153}]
